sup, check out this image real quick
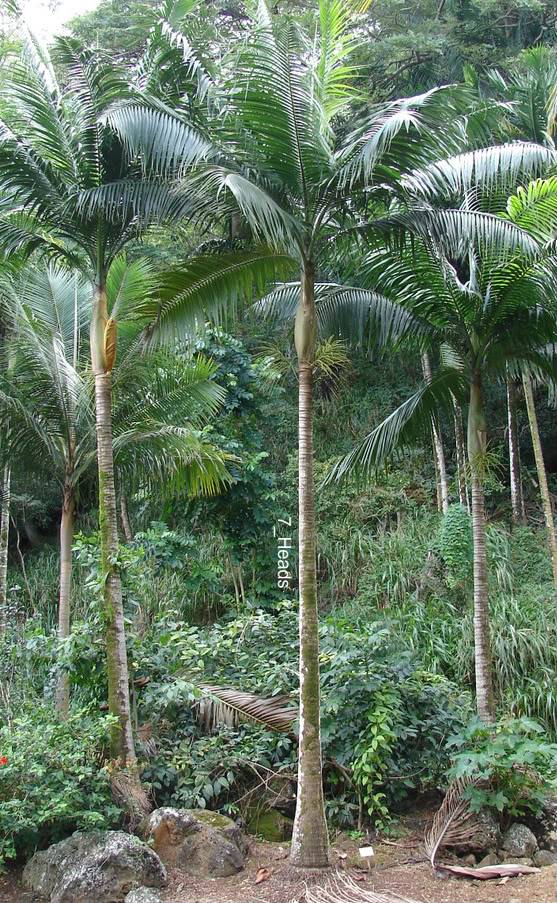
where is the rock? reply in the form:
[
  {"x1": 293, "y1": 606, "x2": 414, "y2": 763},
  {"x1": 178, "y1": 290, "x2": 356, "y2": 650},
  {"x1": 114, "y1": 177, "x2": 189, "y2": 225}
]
[
  {"x1": 246, "y1": 809, "x2": 293, "y2": 842},
  {"x1": 502, "y1": 823, "x2": 538, "y2": 858},
  {"x1": 146, "y1": 808, "x2": 246, "y2": 878},
  {"x1": 524, "y1": 797, "x2": 557, "y2": 852},
  {"x1": 534, "y1": 849, "x2": 557, "y2": 867},
  {"x1": 22, "y1": 830, "x2": 167, "y2": 903},
  {"x1": 448, "y1": 809, "x2": 502, "y2": 853},
  {"x1": 461, "y1": 853, "x2": 476, "y2": 866},
  {"x1": 502, "y1": 855, "x2": 534, "y2": 866},
  {"x1": 477, "y1": 852, "x2": 500, "y2": 867},
  {"x1": 124, "y1": 890, "x2": 164, "y2": 903}
]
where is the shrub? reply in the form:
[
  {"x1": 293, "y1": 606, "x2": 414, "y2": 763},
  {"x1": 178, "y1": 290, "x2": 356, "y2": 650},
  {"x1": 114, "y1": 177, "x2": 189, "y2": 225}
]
[
  {"x1": 447, "y1": 716, "x2": 557, "y2": 821},
  {"x1": 0, "y1": 708, "x2": 121, "y2": 864}
]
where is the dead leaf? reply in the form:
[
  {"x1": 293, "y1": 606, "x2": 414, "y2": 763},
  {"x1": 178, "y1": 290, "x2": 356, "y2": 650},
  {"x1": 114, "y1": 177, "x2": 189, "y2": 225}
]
[
  {"x1": 255, "y1": 867, "x2": 272, "y2": 884},
  {"x1": 437, "y1": 863, "x2": 539, "y2": 881}
]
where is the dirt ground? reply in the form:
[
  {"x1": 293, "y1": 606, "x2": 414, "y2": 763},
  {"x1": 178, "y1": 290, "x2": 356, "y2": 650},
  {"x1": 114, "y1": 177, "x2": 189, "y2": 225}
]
[{"x1": 1, "y1": 812, "x2": 555, "y2": 903}]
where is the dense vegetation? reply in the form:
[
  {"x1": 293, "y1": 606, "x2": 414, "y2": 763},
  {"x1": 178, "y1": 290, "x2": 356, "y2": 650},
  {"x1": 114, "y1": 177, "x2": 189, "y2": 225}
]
[{"x1": 1, "y1": 0, "x2": 557, "y2": 877}]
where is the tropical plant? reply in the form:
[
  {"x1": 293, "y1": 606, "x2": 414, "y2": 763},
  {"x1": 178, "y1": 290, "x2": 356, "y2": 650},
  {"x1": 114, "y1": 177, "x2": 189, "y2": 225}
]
[
  {"x1": 0, "y1": 259, "x2": 230, "y2": 718},
  {"x1": 330, "y1": 201, "x2": 557, "y2": 722},
  {"x1": 0, "y1": 12, "x2": 216, "y2": 765}
]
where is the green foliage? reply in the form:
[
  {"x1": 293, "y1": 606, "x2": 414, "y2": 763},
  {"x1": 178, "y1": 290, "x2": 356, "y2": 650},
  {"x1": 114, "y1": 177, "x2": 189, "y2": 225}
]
[
  {"x1": 436, "y1": 504, "x2": 473, "y2": 589},
  {"x1": 352, "y1": 689, "x2": 398, "y2": 829},
  {"x1": 0, "y1": 708, "x2": 120, "y2": 865},
  {"x1": 448, "y1": 717, "x2": 557, "y2": 819}
]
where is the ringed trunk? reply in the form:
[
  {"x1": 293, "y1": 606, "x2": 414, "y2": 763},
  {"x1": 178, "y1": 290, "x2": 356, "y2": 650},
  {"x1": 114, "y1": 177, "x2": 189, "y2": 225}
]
[
  {"x1": 506, "y1": 375, "x2": 525, "y2": 526},
  {"x1": 120, "y1": 493, "x2": 134, "y2": 544},
  {"x1": 91, "y1": 283, "x2": 136, "y2": 764},
  {"x1": 421, "y1": 353, "x2": 449, "y2": 513},
  {"x1": 290, "y1": 261, "x2": 329, "y2": 869},
  {"x1": 522, "y1": 373, "x2": 557, "y2": 590},
  {"x1": 467, "y1": 377, "x2": 495, "y2": 723},
  {"x1": 452, "y1": 396, "x2": 469, "y2": 510},
  {"x1": 0, "y1": 465, "x2": 10, "y2": 631},
  {"x1": 55, "y1": 486, "x2": 75, "y2": 718}
]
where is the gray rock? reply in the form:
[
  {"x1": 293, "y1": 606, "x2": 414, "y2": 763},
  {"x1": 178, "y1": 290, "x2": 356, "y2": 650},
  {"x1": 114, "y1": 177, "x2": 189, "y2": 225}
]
[
  {"x1": 477, "y1": 852, "x2": 500, "y2": 867},
  {"x1": 146, "y1": 808, "x2": 246, "y2": 878},
  {"x1": 534, "y1": 849, "x2": 557, "y2": 867},
  {"x1": 22, "y1": 830, "x2": 167, "y2": 903},
  {"x1": 502, "y1": 823, "x2": 538, "y2": 858},
  {"x1": 525, "y1": 797, "x2": 557, "y2": 852},
  {"x1": 448, "y1": 808, "x2": 502, "y2": 853},
  {"x1": 461, "y1": 853, "x2": 476, "y2": 866},
  {"x1": 124, "y1": 890, "x2": 164, "y2": 903}
]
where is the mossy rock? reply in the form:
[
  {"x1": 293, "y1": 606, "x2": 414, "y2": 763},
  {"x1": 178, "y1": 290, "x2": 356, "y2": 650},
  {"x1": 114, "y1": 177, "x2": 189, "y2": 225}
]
[
  {"x1": 183, "y1": 809, "x2": 234, "y2": 830},
  {"x1": 246, "y1": 809, "x2": 293, "y2": 842}
]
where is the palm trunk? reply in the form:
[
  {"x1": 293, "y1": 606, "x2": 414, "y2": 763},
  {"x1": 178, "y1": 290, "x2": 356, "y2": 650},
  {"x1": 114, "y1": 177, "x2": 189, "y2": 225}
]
[
  {"x1": 290, "y1": 260, "x2": 329, "y2": 869},
  {"x1": 506, "y1": 375, "x2": 525, "y2": 526},
  {"x1": 522, "y1": 372, "x2": 557, "y2": 589},
  {"x1": 120, "y1": 493, "x2": 133, "y2": 544},
  {"x1": 0, "y1": 465, "x2": 10, "y2": 632},
  {"x1": 421, "y1": 353, "x2": 449, "y2": 513},
  {"x1": 468, "y1": 377, "x2": 495, "y2": 723},
  {"x1": 453, "y1": 396, "x2": 469, "y2": 510},
  {"x1": 91, "y1": 283, "x2": 136, "y2": 765},
  {"x1": 55, "y1": 486, "x2": 75, "y2": 718}
]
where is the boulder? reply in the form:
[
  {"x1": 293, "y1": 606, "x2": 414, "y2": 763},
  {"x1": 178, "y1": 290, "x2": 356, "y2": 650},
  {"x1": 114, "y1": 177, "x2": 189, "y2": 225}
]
[
  {"x1": 246, "y1": 809, "x2": 293, "y2": 842},
  {"x1": 477, "y1": 852, "x2": 500, "y2": 867},
  {"x1": 22, "y1": 830, "x2": 167, "y2": 903},
  {"x1": 502, "y1": 823, "x2": 538, "y2": 858},
  {"x1": 524, "y1": 798, "x2": 557, "y2": 852},
  {"x1": 448, "y1": 809, "x2": 502, "y2": 853},
  {"x1": 124, "y1": 890, "x2": 164, "y2": 903},
  {"x1": 146, "y1": 808, "x2": 246, "y2": 878},
  {"x1": 534, "y1": 849, "x2": 557, "y2": 867}
]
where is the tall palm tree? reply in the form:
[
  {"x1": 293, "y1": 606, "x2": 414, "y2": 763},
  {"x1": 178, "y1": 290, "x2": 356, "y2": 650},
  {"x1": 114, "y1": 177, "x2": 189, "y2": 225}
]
[
  {"x1": 0, "y1": 25, "x2": 214, "y2": 763},
  {"x1": 127, "y1": 0, "x2": 501, "y2": 865},
  {"x1": 0, "y1": 259, "x2": 230, "y2": 718},
  {"x1": 330, "y1": 213, "x2": 557, "y2": 721}
]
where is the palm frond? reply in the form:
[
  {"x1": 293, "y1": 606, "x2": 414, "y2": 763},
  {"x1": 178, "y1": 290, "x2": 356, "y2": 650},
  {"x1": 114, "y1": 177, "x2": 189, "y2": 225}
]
[
  {"x1": 197, "y1": 684, "x2": 297, "y2": 734},
  {"x1": 306, "y1": 876, "x2": 420, "y2": 903},
  {"x1": 327, "y1": 368, "x2": 467, "y2": 484},
  {"x1": 424, "y1": 777, "x2": 483, "y2": 869},
  {"x1": 403, "y1": 142, "x2": 556, "y2": 200}
]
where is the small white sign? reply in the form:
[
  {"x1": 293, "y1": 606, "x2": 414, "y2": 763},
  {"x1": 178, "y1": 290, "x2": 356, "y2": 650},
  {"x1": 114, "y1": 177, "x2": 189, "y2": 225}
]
[{"x1": 359, "y1": 846, "x2": 374, "y2": 859}]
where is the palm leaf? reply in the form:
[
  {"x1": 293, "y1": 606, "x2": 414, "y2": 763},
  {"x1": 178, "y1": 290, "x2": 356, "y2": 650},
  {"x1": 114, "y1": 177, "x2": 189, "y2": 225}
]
[
  {"x1": 424, "y1": 777, "x2": 483, "y2": 869},
  {"x1": 306, "y1": 876, "x2": 420, "y2": 902},
  {"x1": 197, "y1": 684, "x2": 297, "y2": 734}
]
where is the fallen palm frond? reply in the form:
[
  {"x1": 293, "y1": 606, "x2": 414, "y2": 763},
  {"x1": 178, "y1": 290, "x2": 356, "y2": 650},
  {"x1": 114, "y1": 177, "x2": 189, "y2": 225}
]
[
  {"x1": 436, "y1": 862, "x2": 539, "y2": 879},
  {"x1": 424, "y1": 776, "x2": 484, "y2": 868},
  {"x1": 305, "y1": 874, "x2": 421, "y2": 903},
  {"x1": 196, "y1": 684, "x2": 297, "y2": 734},
  {"x1": 425, "y1": 779, "x2": 540, "y2": 880}
]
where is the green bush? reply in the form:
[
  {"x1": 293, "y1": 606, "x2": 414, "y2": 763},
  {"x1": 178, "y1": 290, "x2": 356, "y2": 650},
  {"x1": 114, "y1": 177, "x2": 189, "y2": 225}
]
[
  {"x1": 0, "y1": 708, "x2": 121, "y2": 864},
  {"x1": 447, "y1": 716, "x2": 557, "y2": 820}
]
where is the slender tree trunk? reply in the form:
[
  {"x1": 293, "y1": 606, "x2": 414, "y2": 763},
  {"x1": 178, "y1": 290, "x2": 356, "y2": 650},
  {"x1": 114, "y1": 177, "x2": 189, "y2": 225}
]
[
  {"x1": 0, "y1": 465, "x2": 10, "y2": 631},
  {"x1": 453, "y1": 396, "x2": 469, "y2": 510},
  {"x1": 468, "y1": 377, "x2": 495, "y2": 723},
  {"x1": 506, "y1": 375, "x2": 526, "y2": 526},
  {"x1": 120, "y1": 494, "x2": 133, "y2": 544},
  {"x1": 290, "y1": 260, "x2": 329, "y2": 869},
  {"x1": 91, "y1": 283, "x2": 136, "y2": 765},
  {"x1": 421, "y1": 353, "x2": 449, "y2": 513},
  {"x1": 522, "y1": 372, "x2": 557, "y2": 589},
  {"x1": 55, "y1": 485, "x2": 75, "y2": 718}
]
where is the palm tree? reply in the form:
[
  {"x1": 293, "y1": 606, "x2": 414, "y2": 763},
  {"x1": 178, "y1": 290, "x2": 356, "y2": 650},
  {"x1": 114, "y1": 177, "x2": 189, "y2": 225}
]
[
  {"x1": 0, "y1": 25, "x2": 214, "y2": 763},
  {"x1": 128, "y1": 0, "x2": 502, "y2": 865},
  {"x1": 330, "y1": 213, "x2": 557, "y2": 721},
  {"x1": 0, "y1": 259, "x2": 230, "y2": 718}
]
